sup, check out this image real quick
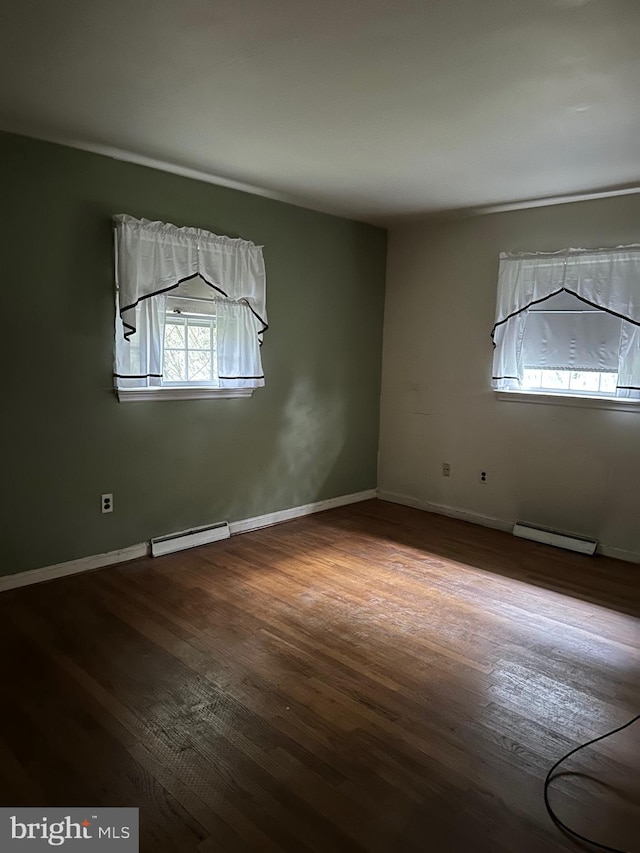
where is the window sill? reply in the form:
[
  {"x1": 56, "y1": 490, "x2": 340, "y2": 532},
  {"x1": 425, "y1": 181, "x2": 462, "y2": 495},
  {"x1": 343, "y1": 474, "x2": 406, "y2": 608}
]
[
  {"x1": 116, "y1": 387, "x2": 254, "y2": 402},
  {"x1": 495, "y1": 390, "x2": 640, "y2": 412}
]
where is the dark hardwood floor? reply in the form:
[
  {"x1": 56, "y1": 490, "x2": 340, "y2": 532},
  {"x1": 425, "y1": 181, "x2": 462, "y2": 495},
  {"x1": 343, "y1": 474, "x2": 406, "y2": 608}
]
[{"x1": 0, "y1": 499, "x2": 638, "y2": 852}]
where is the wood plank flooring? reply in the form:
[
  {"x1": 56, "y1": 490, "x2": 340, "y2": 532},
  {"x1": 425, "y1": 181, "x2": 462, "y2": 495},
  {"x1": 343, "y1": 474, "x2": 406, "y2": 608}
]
[{"x1": 0, "y1": 499, "x2": 638, "y2": 852}]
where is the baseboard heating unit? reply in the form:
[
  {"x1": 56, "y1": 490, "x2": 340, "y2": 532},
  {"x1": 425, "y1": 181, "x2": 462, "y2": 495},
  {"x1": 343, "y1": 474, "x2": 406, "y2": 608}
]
[
  {"x1": 512, "y1": 521, "x2": 597, "y2": 556},
  {"x1": 150, "y1": 521, "x2": 230, "y2": 557}
]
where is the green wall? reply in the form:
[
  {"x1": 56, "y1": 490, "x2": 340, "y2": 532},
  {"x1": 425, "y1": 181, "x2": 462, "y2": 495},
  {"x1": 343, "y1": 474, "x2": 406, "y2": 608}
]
[{"x1": 1, "y1": 132, "x2": 386, "y2": 576}]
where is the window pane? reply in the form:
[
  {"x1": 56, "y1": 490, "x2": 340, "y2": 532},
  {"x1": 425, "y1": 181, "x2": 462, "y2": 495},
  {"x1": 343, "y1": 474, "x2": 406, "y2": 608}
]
[
  {"x1": 188, "y1": 351, "x2": 212, "y2": 381},
  {"x1": 522, "y1": 369, "x2": 542, "y2": 388},
  {"x1": 164, "y1": 322, "x2": 185, "y2": 349},
  {"x1": 164, "y1": 349, "x2": 186, "y2": 381},
  {"x1": 540, "y1": 370, "x2": 570, "y2": 390},
  {"x1": 569, "y1": 371, "x2": 600, "y2": 392},
  {"x1": 188, "y1": 323, "x2": 211, "y2": 349},
  {"x1": 599, "y1": 373, "x2": 618, "y2": 393}
]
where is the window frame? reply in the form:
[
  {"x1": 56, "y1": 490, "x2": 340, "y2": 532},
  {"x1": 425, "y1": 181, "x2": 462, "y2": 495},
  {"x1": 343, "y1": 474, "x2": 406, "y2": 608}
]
[{"x1": 162, "y1": 312, "x2": 218, "y2": 387}]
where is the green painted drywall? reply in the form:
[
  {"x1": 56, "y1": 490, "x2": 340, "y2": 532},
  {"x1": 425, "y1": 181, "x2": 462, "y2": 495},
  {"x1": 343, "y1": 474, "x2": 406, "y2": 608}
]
[{"x1": 0, "y1": 132, "x2": 386, "y2": 576}]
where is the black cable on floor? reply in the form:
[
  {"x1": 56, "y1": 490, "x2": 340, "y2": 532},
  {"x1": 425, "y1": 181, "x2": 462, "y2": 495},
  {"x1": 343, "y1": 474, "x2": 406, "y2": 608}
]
[{"x1": 544, "y1": 713, "x2": 640, "y2": 853}]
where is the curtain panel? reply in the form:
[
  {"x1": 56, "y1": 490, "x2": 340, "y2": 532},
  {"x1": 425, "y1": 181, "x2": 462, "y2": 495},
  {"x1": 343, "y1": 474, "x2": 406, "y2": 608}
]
[
  {"x1": 492, "y1": 246, "x2": 640, "y2": 394},
  {"x1": 113, "y1": 215, "x2": 267, "y2": 390}
]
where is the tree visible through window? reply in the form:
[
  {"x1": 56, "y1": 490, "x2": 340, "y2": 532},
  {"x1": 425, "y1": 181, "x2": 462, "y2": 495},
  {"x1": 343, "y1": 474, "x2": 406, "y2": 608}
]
[{"x1": 163, "y1": 313, "x2": 218, "y2": 385}]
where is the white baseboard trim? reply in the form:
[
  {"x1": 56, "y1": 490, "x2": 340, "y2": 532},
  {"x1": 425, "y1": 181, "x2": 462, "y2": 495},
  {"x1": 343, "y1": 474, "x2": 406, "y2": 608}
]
[
  {"x1": 0, "y1": 489, "x2": 378, "y2": 593},
  {"x1": 376, "y1": 489, "x2": 640, "y2": 564},
  {"x1": 228, "y1": 489, "x2": 378, "y2": 535},
  {"x1": 0, "y1": 543, "x2": 150, "y2": 593},
  {"x1": 376, "y1": 489, "x2": 512, "y2": 532},
  {"x1": 598, "y1": 543, "x2": 640, "y2": 563}
]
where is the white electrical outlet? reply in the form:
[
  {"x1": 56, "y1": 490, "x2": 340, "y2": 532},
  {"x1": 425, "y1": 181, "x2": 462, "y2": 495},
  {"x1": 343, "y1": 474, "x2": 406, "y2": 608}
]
[
  {"x1": 101, "y1": 493, "x2": 114, "y2": 513},
  {"x1": 479, "y1": 471, "x2": 487, "y2": 484},
  {"x1": 442, "y1": 462, "x2": 451, "y2": 477}
]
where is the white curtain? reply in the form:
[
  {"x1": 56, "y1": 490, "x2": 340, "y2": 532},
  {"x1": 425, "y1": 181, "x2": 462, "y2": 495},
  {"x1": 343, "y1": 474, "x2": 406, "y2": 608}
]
[
  {"x1": 113, "y1": 215, "x2": 267, "y2": 389},
  {"x1": 114, "y1": 293, "x2": 167, "y2": 388},
  {"x1": 492, "y1": 246, "x2": 640, "y2": 393}
]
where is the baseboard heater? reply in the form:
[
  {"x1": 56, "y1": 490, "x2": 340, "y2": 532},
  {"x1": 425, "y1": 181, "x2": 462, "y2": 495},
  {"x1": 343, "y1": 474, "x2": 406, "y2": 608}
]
[
  {"x1": 512, "y1": 521, "x2": 597, "y2": 556},
  {"x1": 150, "y1": 521, "x2": 230, "y2": 557}
]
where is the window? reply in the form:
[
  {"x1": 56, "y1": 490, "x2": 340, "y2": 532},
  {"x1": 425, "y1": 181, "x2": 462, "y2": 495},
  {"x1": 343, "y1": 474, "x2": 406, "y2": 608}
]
[
  {"x1": 492, "y1": 246, "x2": 640, "y2": 403},
  {"x1": 522, "y1": 369, "x2": 618, "y2": 396},
  {"x1": 113, "y1": 215, "x2": 267, "y2": 401}
]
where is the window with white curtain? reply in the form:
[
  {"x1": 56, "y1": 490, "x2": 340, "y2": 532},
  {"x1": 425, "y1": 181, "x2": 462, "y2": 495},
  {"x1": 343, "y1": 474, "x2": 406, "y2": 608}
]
[
  {"x1": 492, "y1": 245, "x2": 640, "y2": 402},
  {"x1": 113, "y1": 215, "x2": 267, "y2": 401}
]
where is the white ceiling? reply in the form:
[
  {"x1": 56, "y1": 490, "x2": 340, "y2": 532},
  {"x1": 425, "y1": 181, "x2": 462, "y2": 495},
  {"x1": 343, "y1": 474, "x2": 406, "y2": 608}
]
[{"x1": 1, "y1": 0, "x2": 638, "y2": 224}]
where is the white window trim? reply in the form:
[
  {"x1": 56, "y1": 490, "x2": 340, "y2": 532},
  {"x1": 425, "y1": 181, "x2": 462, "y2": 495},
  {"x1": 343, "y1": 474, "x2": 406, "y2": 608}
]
[
  {"x1": 117, "y1": 387, "x2": 253, "y2": 402},
  {"x1": 495, "y1": 389, "x2": 640, "y2": 412}
]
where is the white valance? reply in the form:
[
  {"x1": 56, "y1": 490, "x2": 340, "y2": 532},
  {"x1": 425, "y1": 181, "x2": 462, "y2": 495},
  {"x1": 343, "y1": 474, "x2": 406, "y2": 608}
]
[
  {"x1": 114, "y1": 215, "x2": 267, "y2": 340},
  {"x1": 113, "y1": 215, "x2": 267, "y2": 391},
  {"x1": 492, "y1": 245, "x2": 640, "y2": 393}
]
